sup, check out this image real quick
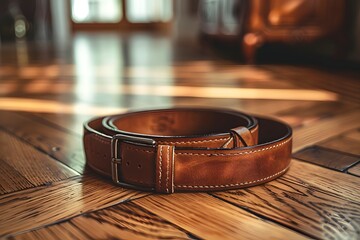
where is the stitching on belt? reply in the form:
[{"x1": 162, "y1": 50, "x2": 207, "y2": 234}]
[
  {"x1": 175, "y1": 166, "x2": 289, "y2": 188},
  {"x1": 159, "y1": 146, "x2": 163, "y2": 187},
  {"x1": 125, "y1": 137, "x2": 290, "y2": 155},
  {"x1": 166, "y1": 145, "x2": 170, "y2": 193},
  {"x1": 159, "y1": 137, "x2": 229, "y2": 144},
  {"x1": 171, "y1": 147, "x2": 175, "y2": 193},
  {"x1": 176, "y1": 138, "x2": 292, "y2": 156},
  {"x1": 126, "y1": 147, "x2": 154, "y2": 153}
]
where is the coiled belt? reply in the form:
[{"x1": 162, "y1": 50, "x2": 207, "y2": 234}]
[{"x1": 83, "y1": 108, "x2": 292, "y2": 193}]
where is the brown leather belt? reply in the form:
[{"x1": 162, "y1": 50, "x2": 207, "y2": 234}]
[{"x1": 83, "y1": 108, "x2": 292, "y2": 193}]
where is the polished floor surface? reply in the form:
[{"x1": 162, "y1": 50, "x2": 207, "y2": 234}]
[{"x1": 0, "y1": 32, "x2": 359, "y2": 239}]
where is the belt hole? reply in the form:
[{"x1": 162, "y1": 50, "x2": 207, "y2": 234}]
[
  {"x1": 138, "y1": 164, "x2": 142, "y2": 168},
  {"x1": 126, "y1": 161, "x2": 130, "y2": 166}
]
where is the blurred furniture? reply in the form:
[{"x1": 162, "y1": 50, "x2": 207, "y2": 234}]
[{"x1": 199, "y1": 0, "x2": 345, "y2": 63}]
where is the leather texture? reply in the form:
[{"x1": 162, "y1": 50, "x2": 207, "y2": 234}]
[{"x1": 83, "y1": 108, "x2": 292, "y2": 193}]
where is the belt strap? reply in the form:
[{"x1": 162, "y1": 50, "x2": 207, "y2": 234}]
[{"x1": 83, "y1": 108, "x2": 292, "y2": 193}]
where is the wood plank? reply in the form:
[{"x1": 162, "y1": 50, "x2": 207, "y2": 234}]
[
  {"x1": 293, "y1": 146, "x2": 359, "y2": 171},
  {"x1": 1, "y1": 66, "x2": 296, "y2": 89},
  {"x1": 348, "y1": 164, "x2": 360, "y2": 177},
  {"x1": 345, "y1": 128, "x2": 360, "y2": 141},
  {"x1": 264, "y1": 65, "x2": 360, "y2": 103},
  {"x1": 28, "y1": 100, "x2": 312, "y2": 139},
  {"x1": 10, "y1": 202, "x2": 191, "y2": 240},
  {"x1": 213, "y1": 160, "x2": 360, "y2": 240},
  {"x1": 318, "y1": 129, "x2": 360, "y2": 156},
  {"x1": 173, "y1": 98, "x2": 314, "y2": 116},
  {"x1": 0, "y1": 111, "x2": 86, "y2": 173},
  {"x1": 32, "y1": 112, "x2": 93, "y2": 136},
  {"x1": 285, "y1": 160, "x2": 360, "y2": 203},
  {"x1": 274, "y1": 101, "x2": 356, "y2": 128},
  {"x1": 1, "y1": 34, "x2": 360, "y2": 239},
  {"x1": 293, "y1": 110, "x2": 360, "y2": 151},
  {"x1": 234, "y1": 100, "x2": 315, "y2": 115},
  {"x1": 0, "y1": 159, "x2": 34, "y2": 194},
  {"x1": 0, "y1": 175, "x2": 148, "y2": 237},
  {"x1": 0, "y1": 129, "x2": 78, "y2": 189},
  {"x1": 134, "y1": 193, "x2": 308, "y2": 240}
]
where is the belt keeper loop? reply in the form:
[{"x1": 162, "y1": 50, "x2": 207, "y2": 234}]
[
  {"x1": 155, "y1": 145, "x2": 175, "y2": 194},
  {"x1": 231, "y1": 126, "x2": 255, "y2": 147}
]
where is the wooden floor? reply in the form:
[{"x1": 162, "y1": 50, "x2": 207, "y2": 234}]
[{"x1": 0, "y1": 32, "x2": 359, "y2": 240}]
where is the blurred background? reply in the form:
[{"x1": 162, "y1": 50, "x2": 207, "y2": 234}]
[
  {"x1": 0, "y1": 0, "x2": 359, "y2": 65},
  {"x1": 0, "y1": 0, "x2": 359, "y2": 121},
  {"x1": 2, "y1": 2, "x2": 360, "y2": 239}
]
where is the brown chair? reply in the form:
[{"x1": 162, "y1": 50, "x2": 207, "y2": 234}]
[{"x1": 199, "y1": 0, "x2": 345, "y2": 63}]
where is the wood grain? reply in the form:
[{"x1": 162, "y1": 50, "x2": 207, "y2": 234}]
[
  {"x1": 293, "y1": 146, "x2": 359, "y2": 171},
  {"x1": 348, "y1": 164, "x2": 360, "y2": 177},
  {"x1": 293, "y1": 110, "x2": 360, "y2": 151},
  {"x1": 0, "y1": 129, "x2": 78, "y2": 191},
  {"x1": 318, "y1": 129, "x2": 360, "y2": 156},
  {"x1": 264, "y1": 65, "x2": 360, "y2": 103},
  {"x1": 9, "y1": 202, "x2": 190, "y2": 240},
  {"x1": 285, "y1": 160, "x2": 360, "y2": 203},
  {"x1": 0, "y1": 159, "x2": 34, "y2": 194},
  {"x1": 134, "y1": 193, "x2": 308, "y2": 240},
  {"x1": 0, "y1": 176, "x2": 148, "y2": 237},
  {"x1": 232, "y1": 99, "x2": 314, "y2": 115},
  {"x1": 213, "y1": 160, "x2": 360, "y2": 240},
  {"x1": 32, "y1": 112, "x2": 93, "y2": 136},
  {"x1": 0, "y1": 111, "x2": 85, "y2": 173},
  {"x1": 275, "y1": 101, "x2": 356, "y2": 128},
  {"x1": 1, "y1": 32, "x2": 360, "y2": 239},
  {"x1": 345, "y1": 128, "x2": 360, "y2": 141}
]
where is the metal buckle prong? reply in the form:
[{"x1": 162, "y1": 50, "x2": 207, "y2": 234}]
[{"x1": 111, "y1": 134, "x2": 155, "y2": 191}]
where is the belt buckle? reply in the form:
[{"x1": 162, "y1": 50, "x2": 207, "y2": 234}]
[{"x1": 111, "y1": 134, "x2": 156, "y2": 191}]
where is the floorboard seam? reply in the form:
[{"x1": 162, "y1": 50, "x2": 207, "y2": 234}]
[
  {"x1": 20, "y1": 112, "x2": 83, "y2": 138},
  {"x1": 1, "y1": 192, "x2": 154, "y2": 239},
  {"x1": 208, "y1": 193, "x2": 317, "y2": 240},
  {"x1": 0, "y1": 125, "x2": 84, "y2": 175}
]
